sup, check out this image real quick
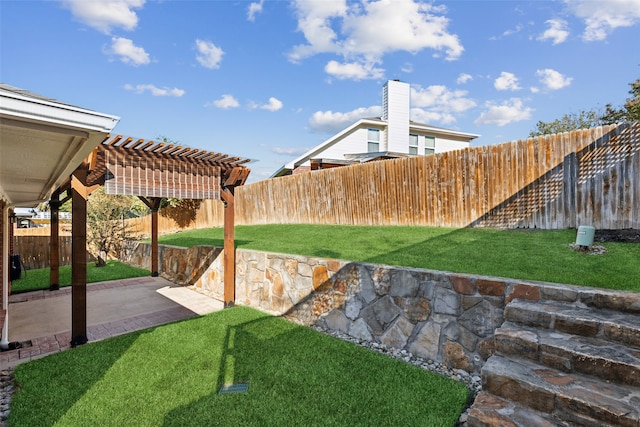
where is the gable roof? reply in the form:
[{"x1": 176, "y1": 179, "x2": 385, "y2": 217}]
[{"x1": 271, "y1": 117, "x2": 479, "y2": 177}]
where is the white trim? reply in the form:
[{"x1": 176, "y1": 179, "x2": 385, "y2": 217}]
[
  {"x1": 272, "y1": 118, "x2": 384, "y2": 177},
  {"x1": 1, "y1": 204, "x2": 10, "y2": 349},
  {"x1": 0, "y1": 88, "x2": 120, "y2": 133},
  {"x1": 409, "y1": 122, "x2": 479, "y2": 139}
]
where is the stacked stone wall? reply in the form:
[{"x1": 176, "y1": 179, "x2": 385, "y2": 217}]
[
  {"x1": 123, "y1": 243, "x2": 628, "y2": 374},
  {"x1": 124, "y1": 241, "x2": 222, "y2": 286}
]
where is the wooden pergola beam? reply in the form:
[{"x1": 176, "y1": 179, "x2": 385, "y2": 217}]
[{"x1": 60, "y1": 134, "x2": 251, "y2": 348}]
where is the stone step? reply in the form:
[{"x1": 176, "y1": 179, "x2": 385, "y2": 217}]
[
  {"x1": 504, "y1": 299, "x2": 640, "y2": 348},
  {"x1": 467, "y1": 391, "x2": 571, "y2": 427},
  {"x1": 481, "y1": 354, "x2": 640, "y2": 427},
  {"x1": 547, "y1": 285, "x2": 640, "y2": 314},
  {"x1": 495, "y1": 322, "x2": 640, "y2": 387}
]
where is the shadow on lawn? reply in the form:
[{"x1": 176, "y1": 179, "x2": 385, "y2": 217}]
[
  {"x1": 360, "y1": 227, "x2": 572, "y2": 283},
  {"x1": 161, "y1": 308, "x2": 467, "y2": 427},
  {"x1": 361, "y1": 226, "x2": 490, "y2": 268},
  {"x1": 11, "y1": 308, "x2": 466, "y2": 426},
  {"x1": 161, "y1": 313, "x2": 306, "y2": 426},
  {"x1": 159, "y1": 237, "x2": 253, "y2": 248},
  {"x1": 10, "y1": 331, "x2": 144, "y2": 425}
]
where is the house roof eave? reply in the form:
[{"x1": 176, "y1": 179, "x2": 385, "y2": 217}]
[
  {"x1": 0, "y1": 84, "x2": 120, "y2": 133},
  {"x1": 409, "y1": 121, "x2": 479, "y2": 140},
  {"x1": 0, "y1": 84, "x2": 120, "y2": 207},
  {"x1": 291, "y1": 118, "x2": 384, "y2": 167}
]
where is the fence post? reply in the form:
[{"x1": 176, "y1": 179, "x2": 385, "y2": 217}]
[
  {"x1": 562, "y1": 153, "x2": 578, "y2": 229},
  {"x1": 50, "y1": 190, "x2": 60, "y2": 290}
]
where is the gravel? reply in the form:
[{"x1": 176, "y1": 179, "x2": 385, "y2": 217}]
[{"x1": 0, "y1": 370, "x2": 15, "y2": 427}]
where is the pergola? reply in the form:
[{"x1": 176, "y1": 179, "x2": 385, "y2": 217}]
[{"x1": 49, "y1": 135, "x2": 250, "y2": 346}]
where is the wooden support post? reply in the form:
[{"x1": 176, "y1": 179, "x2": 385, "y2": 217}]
[
  {"x1": 138, "y1": 197, "x2": 162, "y2": 277},
  {"x1": 49, "y1": 189, "x2": 60, "y2": 291},
  {"x1": 220, "y1": 188, "x2": 235, "y2": 307},
  {"x1": 151, "y1": 206, "x2": 159, "y2": 277},
  {"x1": 71, "y1": 162, "x2": 89, "y2": 347}
]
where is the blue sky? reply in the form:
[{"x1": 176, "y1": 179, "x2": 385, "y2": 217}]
[{"x1": 2, "y1": 0, "x2": 639, "y2": 182}]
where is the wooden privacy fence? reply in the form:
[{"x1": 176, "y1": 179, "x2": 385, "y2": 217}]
[
  {"x1": 14, "y1": 236, "x2": 72, "y2": 270},
  {"x1": 235, "y1": 122, "x2": 639, "y2": 229},
  {"x1": 125, "y1": 200, "x2": 226, "y2": 237},
  {"x1": 12, "y1": 122, "x2": 640, "y2": 268}
]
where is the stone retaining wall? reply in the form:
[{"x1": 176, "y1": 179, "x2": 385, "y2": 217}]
[
  {"x1": 124, "y1": 241, "x2": 222, "y2": 285},
  {"x1": 123, "y1": 242, "x2": 621, "y2": 374}
]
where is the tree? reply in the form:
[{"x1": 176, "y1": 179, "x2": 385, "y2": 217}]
[
  {"x1": 529, "y1": 76, "x2": 639, "y2": 137},
  {"x1": 87, "y1": 188, "x2": 146, "y2": 266},
  {"x1": 602, "y1": 78, "x2": 640, "y2": 124},
  {"x1": 159, "y1": 198, "x2": 202, "y2": 228},
  {"x1": 529, "y1": 109, "x2": 604, "y2": 137}
]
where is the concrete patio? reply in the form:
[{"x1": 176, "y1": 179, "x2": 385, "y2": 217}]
[{"x1": 0, "y1": 277, "x2": 224, "y2": 369}]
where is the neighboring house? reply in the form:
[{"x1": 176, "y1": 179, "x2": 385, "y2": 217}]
[{"x1": 272, "y1": 80, "x2": 479, "y2": 177}]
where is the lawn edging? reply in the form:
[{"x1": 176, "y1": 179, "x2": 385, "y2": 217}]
[{"x1": 123, "y1": 242, "x2": 640, "y2": 375}]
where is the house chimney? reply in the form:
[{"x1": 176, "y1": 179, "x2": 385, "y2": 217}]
[{"x1": 382, "y1": 80, "x2": 410, "y2": 152}]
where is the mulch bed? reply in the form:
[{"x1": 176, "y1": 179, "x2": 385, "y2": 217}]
[{"x1": 595, "y1": 229, "x2": 640, "y2": 243}]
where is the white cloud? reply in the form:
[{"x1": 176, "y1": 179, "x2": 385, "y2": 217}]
[
  {"x1": 537, "y1": 19, "x2": 570, "y2": 44},
  {"x1": 411, "y1": 108, "x2": 456, "y2": 125},
  {"x1": 209, "y1": 94, "x2": 239, "y2": 109},
  {"x1": 249, "y1": 97, "x2": 283, "y2": 112},
  {"x1": 195, "y1": 39, "x2": 224, "y2": 69},
  {"x1": 494, "y1": 72, "x2": 521, "y2": 91},
  {"x1": 308, "y1": 106, "x2": 382, "y2": 133},
  {"x1": 490, "y1": 24, "x2": 524, "y2": 40},
  {"x1": 261, "y1": 97, "x2": 284, "y2": 112},
  {"x1": 308, "y1": 83, "x2": 476, "y2": 132},
  {"x1": 409, "y1": 84, "x2": 475, "y2": 125},
  {"x1": 124, "y1": 84, "x2": 185, "y2": 97},
  {"x1": 105, "y1": 37, "x2": 150, "y2": 66},
  {"x1": 411, "y1": 84, "x2": 476, "y2": 113},
  {"x1": 208, "y1": 95, "x2": 282, "y2": 111},
  {"x1": 536, "y1": 68, "x2": 573, "y2": 90},
  {"x1": 61, "y1": 0, "x2": 144, "y2": 34},
  {"x1": 565, "y1": 0, "x2": 640, "y2": 41},
  {"x1": 247, "y1": 0, "x2": 264, "y2": 22},
  {"x1": 270, "y1": 146, "x2": 310, "y2": 156},
  {"x1": 289, "y1": 0, "x2": 463, "y2": 80},
  {"x1": 457, "y1": 73, "x2": 473, "y2": 84},
  {"x1": 474, "y1": 98, "x2": 533, "y2": 126},
  {"x1": 503, "y1": 24, "x2": 524, "y2": 37},
  {"x1": 401, "y1": 62, "x2": 414, "y2": 73},
  {"x1": 324, "y1": 60, "x2": 384, "y2": 80}
]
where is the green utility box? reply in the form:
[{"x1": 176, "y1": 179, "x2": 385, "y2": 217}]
[{"x1": 576, "y1": 225, "x2": 595, "y2": 247}]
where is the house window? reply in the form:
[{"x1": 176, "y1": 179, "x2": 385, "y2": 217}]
[
  {"x1": 409, "y1": 134, "x2": 419, "y2": 155},
  {"x1": 425, "y1": 136, "x2": 435, "y2": 155},
  {"x1": 368, "y1": 129, "x2": 380, "y2": 152}
]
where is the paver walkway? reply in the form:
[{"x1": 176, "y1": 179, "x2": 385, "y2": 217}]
[{"x1": 0, "y1": 277, "x2": 223, "y2": 369}]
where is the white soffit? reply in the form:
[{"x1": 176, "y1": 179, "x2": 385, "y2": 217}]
[{"x1": 0, "y1": 84, "x2": 120, "y2": 206}]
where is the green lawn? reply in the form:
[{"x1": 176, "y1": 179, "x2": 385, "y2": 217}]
[
  {"x1": 11, "y1": 261, "x2": 150, "y2": 294},
  {"x1": 159, "y1": 225, "x2": 640, "y2": 292},
  {"x1": 10, "y1": 306, "x2": 468, "y2": 427}
]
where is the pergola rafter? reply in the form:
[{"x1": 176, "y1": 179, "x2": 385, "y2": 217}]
[{"x1": 49, "y1": 135, "x2": 250, "y2": 346}]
